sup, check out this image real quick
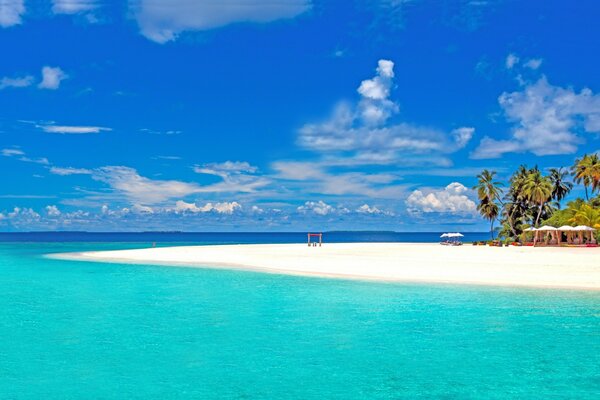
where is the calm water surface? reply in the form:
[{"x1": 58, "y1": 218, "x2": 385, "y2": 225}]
[{"x1": 1, "y1": 240, "x2": 599, "y2": 399}]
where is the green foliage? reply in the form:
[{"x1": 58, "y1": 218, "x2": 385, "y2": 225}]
[{"x1": 475, "y1": 157, "x2": 599, "y2": 241}]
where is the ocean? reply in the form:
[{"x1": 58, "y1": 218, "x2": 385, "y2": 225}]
[{"x1": 1, "y1": 233, "x2": 599, "y2": 398}]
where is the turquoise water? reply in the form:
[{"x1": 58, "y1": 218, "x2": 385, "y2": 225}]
[{"x1": 1, "y1": 242, "x2": 599, "y2": 399}]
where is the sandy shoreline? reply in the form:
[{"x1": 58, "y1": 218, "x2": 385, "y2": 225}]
[{"x1": 49, "y1": 243, "x2": 600, "y2": 290}]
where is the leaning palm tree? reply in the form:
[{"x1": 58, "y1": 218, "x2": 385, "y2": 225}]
[
  {"x1": 572, "y1": 154, "x2": 593, "y2": 200},
  {"x1": 473, "y1": 170, "x2": 503, "y2": 239},
  {"x1": 548, "y1": 167, "x2": 573, "y2": 205},
  {"x1": 477, "y1": 198, "x2": 500, "y2": 240},
  {"x1": 473, "y1": 170, "x2": 503, "y2": 203},
  {"x1": 523, "y1": 170, "x2": 553, "y2": 227}
]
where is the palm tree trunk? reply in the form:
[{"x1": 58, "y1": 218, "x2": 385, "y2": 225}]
[
  {"x1": 490, "y1": 219, "x2": 495, "y2": 240},
  {"x1": 585, "y1": 185, "x2": 589, "y2": 201},
  {"x1": 535, "y1": 203, "x2": 544, "y2": 227}
]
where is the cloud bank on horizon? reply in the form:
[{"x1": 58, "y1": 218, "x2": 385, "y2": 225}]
[{"x1": 1, "y1": 1, "x2": 599, "y2": 231}]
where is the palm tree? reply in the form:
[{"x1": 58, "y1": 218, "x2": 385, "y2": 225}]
[
  {"x1": 572, "y1": 154, "x2": 594, "y2": 200},
  {"x1": 569, "y1": 204, "x2": 600, "y2": 228},
  {"x1": 523, "y1": 170, "x2": 553, "y2": 227},
  {"x1": 473, "y1": 170, "x2": 503, "y2": 239},
  {"x1": 548, "y1": 167, "x2": 573, "y2": 205},
  {"x1": 473, "y1": 170, "x2": 503, "y2": 204},
  {"x1": 477, "y1": 198, "x2": 500, "y2": 239}
]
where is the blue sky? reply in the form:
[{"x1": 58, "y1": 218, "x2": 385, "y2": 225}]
[{"x1": 1, "y1": 0, "x2": 599, "y2": 231}]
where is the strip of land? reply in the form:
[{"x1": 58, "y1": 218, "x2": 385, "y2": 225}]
[{"x1": 50, "y1": 243, "x2": 600, "y2": 290}]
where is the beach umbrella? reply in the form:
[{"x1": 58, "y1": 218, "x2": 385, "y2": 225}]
[
  {"x1": 452, "y1": 232, "x2": 464, "y2": 237},
  {"x1": 440, "y1": 233, "x2": 449, "y2": 238}
]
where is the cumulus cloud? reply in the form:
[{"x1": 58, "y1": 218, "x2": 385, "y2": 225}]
[
  {"x1": 52, "y1": 0, "x2": 97, "y2": 14},
  {"x1": 0, "y1": 0, "x2": 25, "y2": 27},
  {"x1": 356, "y1": 204, "x2": 393, "y2": 216},
  {"x1": 199, "y1": 201, "x2": 242, "y2": 214},
  {"x1": 472, "y1": 76, "x2": 600, "y2": 158},
  {"x1": 40, "y1": 125, "x2": 112, "y2": 134},
  {"x1": 45, "y1": 205, "x2": 61, "y2": 217},
  {"x1": 0, "y1": 75, "x2": 34, "y2": 89},
  {"x1": 38, "y1": 66, "x2": 68, "y2": 90},
  {"x1": 173, "y1": 200, "x2": 242, "y2": 214},
  {"x1": 131, "y1": 0, "x2": 312, "y2": 43},
  {"x1": 406, "y1": 182, "x2": 476, "y2": 214},
  {"x1": 297, "y1": 59, "x2": 473, "y2": 161},
  {"x1": 297, "y1": 200, "x2": 336, "y2": 216}
]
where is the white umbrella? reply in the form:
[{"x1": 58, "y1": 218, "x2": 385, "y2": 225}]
[
  {"x1": 446, "y1": 232, "x2": 463, "y2": 238},
  {"x1": 537, "y1": 225, "x2": 558, "y2": 231},
  {"x1": 440, "y1": 233, "x2": 449, "y2": 238},
  {"x1": 575, "y1": 225, "x2": 596, "y2": 231}
]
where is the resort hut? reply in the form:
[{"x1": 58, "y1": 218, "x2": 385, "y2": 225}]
[
  {"x1": 557, "y1": 225, "x2": 576, "y2": 244},
  {"x1": 574, "y1": 226, "x2": 597, "y2": 244},
  {"x1": 535, "y1": 226, "x2": 558, "y2": 246}
]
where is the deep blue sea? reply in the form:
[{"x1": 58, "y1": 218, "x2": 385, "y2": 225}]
[{"x1": 1, "y1": 232, "x2": 599, "y2": 399}]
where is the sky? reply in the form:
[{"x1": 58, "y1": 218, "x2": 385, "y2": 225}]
[{"x1": 1, "y1": 0, "x2": 599, "y2": 232}]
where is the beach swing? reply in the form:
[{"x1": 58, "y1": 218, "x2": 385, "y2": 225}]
[{"x1": 307, "y1": 233, "x2": 322, "y2": 247}]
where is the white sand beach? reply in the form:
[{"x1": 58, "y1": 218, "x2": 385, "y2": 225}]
[{"x1": 50, "y1": 243, "x2": 600, "y2": 290}]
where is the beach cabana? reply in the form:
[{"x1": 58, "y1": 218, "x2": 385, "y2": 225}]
[
  {"x1": 557, "y1": 225, "x2": 576, "y2": 244},
  {"x1": 574, "y1": 225, "x2": 597, "y2": 244},
  {"x1": 534, "y1": 226, "x2": 558, "y2": 246}
]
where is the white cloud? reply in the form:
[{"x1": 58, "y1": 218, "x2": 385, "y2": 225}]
[
  {"x1": 38, "y1": 66, "x2": 68, "y2": 90},
  {"x1": 92, "y1": 166, "x2": 203, "y2": 204},
  {"x1": 194, "y1": 161, "x2": 257, "y2": 177},
  {"x1": 523, "y1": 58, "x2": 543, "y2": 70},
  {"x1": 131, "y1": 0, "x2": 312, "y2": 43},
  {"x1": 1, "y1": 147, "x2": 49, "y2": 165},
  {"x1": 1, "y1": 148, "x2": 24, "y2": 157},
  {"x1": 50, "y1": 166, "x2": 93, "y2": 175},
  {"x1": 472, "y1": 76, "x2": 600, "y2": 158},
  {"x1": 451, "y1": 127, "x2": 475, "y2": 148},
  {"x1": 45, "y1": 205, "x2": 61, "y2": 217},
  {"x1": 297, "y1": 59, "x2": 473, "y2": 160},
  {"x1": 357, "y1": 59, "x2": 394, "y2": 100},
  {"x1": 505, "y1": 53, "x2": 519, "y2": 69},
  {"x1": 406, "y1": 182, "x2": 476, "y2": 214},
  {"x1": 131, "y1": 204, "x2": 154, "y2": 214},
  {"x1": 193, "y1": 160, "x2": 268, "y2": 193},
  {"x1": 0, "y1": 0, "x2": 25, "y2": 27},
  {"x1": 173, "y1": 200, "x2": 203, "y2": 213},
  {"x1": 199, "y1": 201, "x2": 242, "y2": 214},
  {"x1": 0, "y1": 75, "x2": 34, "y2": 89},
  {"x1": 41, "y1": 125, "x2": 111, "y2": 134},
  {"x1": 356, "y1": 204, "x2": 392, "y2": 215},
  {"x1": 52, "y1": 0, "x2": 97, "y2": 14},
  {"x1": 297, "y1": 200, "x2": 336, "y2": 216}
]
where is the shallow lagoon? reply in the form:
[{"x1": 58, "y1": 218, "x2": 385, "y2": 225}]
[{"x1": 1, "y1": 242, "x2": 599, "y2": 399}]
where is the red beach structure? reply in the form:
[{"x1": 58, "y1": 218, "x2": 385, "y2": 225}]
[{"x1": 307, "y1": 233, "x2": 322, "y2": 247}]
